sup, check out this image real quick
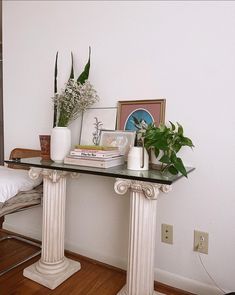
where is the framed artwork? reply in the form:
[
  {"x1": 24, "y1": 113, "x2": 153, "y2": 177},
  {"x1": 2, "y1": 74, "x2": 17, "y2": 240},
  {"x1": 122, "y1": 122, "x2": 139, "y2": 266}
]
[
  {"x1": 80, "y1": 107, "x2": 117, "y2": 145},
  {"x1": 117, "y1": 99, "x2": 166, "y2": 131},
  {"x1": 99, "y1": 130, "x2": 136, "y2": 157}
]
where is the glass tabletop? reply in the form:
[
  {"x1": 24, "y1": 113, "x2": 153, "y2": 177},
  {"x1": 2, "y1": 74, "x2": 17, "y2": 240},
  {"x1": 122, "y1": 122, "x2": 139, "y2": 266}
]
[{"x1": 5, "y1": 157, "x2": 195, "y2": 185}]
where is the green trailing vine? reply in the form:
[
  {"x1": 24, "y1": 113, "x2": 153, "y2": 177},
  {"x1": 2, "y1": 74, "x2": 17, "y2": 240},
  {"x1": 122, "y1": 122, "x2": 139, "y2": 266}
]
[{"x1": 143, "y1": 122, "x2": 194, "y2": 177}]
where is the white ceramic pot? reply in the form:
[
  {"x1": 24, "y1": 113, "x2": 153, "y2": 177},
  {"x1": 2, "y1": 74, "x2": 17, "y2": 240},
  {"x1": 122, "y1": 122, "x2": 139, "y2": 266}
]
[
  {"x1": 150, "y1": 149, "x2": 163, "y2": 165},
  {"x1": 51, "y1": 127, "x2": 71, "y2": 163},
  {"x1": 127, "y1": 147, "x2": 149, "y2": 171},
  {"x1": 150, "y1": 149, "x2": 165, "y2": 169}
]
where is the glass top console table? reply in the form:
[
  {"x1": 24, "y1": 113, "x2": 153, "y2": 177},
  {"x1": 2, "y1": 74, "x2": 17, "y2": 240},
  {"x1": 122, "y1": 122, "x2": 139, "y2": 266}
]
[{"x1": 5, "y1": 157, "x2": 194, "y2": 294}]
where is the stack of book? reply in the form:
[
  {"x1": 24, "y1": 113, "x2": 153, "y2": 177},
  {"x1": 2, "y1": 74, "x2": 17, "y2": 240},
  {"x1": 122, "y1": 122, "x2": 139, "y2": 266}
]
[{"x1": 64, "y1": 146, "x2": 125, "y2": 168}]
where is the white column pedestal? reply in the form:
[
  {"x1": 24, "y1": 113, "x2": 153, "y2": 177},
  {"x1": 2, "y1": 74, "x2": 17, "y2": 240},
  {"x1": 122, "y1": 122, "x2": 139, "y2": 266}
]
[
  {"x1": 23, "y1": 169, "x2": 81, "y2": 290},
  {"x1": 23, "y1": 258, "x2": 80, "y2": 290},
  {"x1": 115, "y1": 179, "x2": 171, "y2": 295}
]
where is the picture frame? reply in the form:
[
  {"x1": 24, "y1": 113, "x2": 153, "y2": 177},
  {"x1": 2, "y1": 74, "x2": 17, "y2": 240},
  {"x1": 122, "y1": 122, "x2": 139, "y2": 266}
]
[
  {"x1": 80, "y1": 107, "x2": 117, "y2": 145},
  {"x1": 99, "y1": 130, "x2": 136, "y2": 158},
  {"x1": 117, "y1": 99, "x2": 166, "y2": 131}
]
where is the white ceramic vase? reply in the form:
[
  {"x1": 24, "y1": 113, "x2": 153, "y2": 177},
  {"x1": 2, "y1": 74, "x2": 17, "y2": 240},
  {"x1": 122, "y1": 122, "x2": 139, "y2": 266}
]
[
  {"x1": 127, "y1": 147, "x2": 149, "y2": 171},
  {"x1": 150, "y1": 149, "x2": 165, "y2": 169},
  {"x1": 151, "y1": 148, "x2": 162, "y2": 165},
  {"x1": 51, "y1": 127, "x2": 71, "y2": 163}
]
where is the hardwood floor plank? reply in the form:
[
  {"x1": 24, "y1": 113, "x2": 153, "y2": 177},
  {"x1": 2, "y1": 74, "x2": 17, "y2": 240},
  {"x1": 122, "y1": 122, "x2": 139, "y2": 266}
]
[
  {"x1": 0, "y1": 229, "x2": 195, "y2": 295},
  {"x1": 155, "y1": 281, "x2": 195, "y2": 295}
]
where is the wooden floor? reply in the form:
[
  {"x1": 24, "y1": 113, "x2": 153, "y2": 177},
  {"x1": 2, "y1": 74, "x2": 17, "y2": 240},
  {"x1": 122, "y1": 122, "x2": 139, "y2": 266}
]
[{"x1": 0, "y1": 230, "x2": 194, "y2": 295}]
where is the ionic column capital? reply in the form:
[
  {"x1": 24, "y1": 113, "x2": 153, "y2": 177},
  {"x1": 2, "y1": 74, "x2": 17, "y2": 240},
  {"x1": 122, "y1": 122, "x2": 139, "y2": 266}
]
[
  {"x1": 29, "y1": 168, "x2": 80, "y2": 183},
  {"x1": 114, "y1": 178, "x2": 172, "y2": 200}
]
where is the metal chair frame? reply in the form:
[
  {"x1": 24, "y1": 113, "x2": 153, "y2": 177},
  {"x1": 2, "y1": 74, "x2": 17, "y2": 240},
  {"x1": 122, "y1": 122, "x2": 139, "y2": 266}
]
[{"x1": 0, "y1": 148, "x2": 42, "y2": 276}]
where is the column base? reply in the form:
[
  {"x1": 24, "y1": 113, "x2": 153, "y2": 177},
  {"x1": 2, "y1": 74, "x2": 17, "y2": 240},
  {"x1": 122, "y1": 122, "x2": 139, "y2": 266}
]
[
  {"x1": 117, "y1": 285, "x2": 160, "y2": 295},
  {"x1": 23, "y1": 257, "x2": 81, "y2": 290}
]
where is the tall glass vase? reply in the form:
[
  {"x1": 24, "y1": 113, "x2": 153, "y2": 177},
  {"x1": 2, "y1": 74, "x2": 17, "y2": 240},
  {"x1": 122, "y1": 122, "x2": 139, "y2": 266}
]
[{"x1": 51, "y1": 127, "x2": 71, "y2": 163}]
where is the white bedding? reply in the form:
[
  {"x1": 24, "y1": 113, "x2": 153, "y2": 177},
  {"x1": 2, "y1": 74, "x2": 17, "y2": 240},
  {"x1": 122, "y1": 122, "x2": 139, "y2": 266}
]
[{"x1": 0, "y1": 166, "x2": 42, "y2": 204}]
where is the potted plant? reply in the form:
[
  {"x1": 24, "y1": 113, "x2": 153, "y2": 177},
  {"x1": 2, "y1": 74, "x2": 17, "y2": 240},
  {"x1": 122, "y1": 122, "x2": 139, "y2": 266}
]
[
  {"x1": 51, "y1": 47, "x2": 99, "y2": 163},
  {"x1": 53, "y1": 47, "x2": 99, "y2": 128},
  {"x1": 142, "y1": 122, "x2": 194, "y2": 177}
]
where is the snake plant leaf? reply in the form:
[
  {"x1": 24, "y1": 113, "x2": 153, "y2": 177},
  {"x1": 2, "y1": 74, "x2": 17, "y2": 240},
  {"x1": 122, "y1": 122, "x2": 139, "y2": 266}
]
[
  {"x1": 54, "y1": 51, "x2": 58, "y2": 94},
  {"x1": 53, "y1": 51, "x2": 59, "y2": 127},
  {"x1": 69, "y1": 52, "x2": 74, "y2": 80},
  {"x1": 77, "y1": 46, "x2": 91, "y2": 84}
]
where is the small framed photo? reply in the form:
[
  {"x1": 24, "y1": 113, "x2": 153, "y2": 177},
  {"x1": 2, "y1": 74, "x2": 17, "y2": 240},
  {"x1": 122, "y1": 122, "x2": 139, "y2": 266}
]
[
  {"x1": 117, "y1": 99, "x2": 166, "y2": 131},
  {"x1": 80, "y1": 107, "x2": 117, "y2": 145},
  {"x1": 99, "y1": 130, "x2": 136, "y2": 158}
]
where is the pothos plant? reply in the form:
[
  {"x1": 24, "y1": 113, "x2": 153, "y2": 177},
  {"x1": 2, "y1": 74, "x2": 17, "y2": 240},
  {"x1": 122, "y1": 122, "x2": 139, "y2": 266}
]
[
  {"x1": 143, "y1": 122, "x2": 194, "y2": 177},
  {"x1": 53, "y1": 47, "x2": 99, "y2": 128}
]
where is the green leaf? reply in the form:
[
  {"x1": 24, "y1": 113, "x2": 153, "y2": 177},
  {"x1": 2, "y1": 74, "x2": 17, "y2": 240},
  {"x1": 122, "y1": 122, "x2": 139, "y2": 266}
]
[
  {"x1": 154, "y1": 138, "x2": 169, "y2": 150},
  {"x1": 180, "y1": 137, "x2": 194, "y2": 147},
  {"x1": 168, "y1": 165, "x2": 179, "y2": 175},
  {"x1": 154, "y1": 148, "x2": 160, "y2": 158},
  {"x1": 172, "y1": 142, "x2": 181, "y2": 153},
  {"x1": 177, "y1": 122, "x2": 184, "y2": 136},
  {"x1": 172, "y1": 157, "x2": 187, "y2": 177},
  {"x1": 54, "y1": 51, "x2": 58, "y2": 94},
  {"x1": 77, "y1": 46, "x2": 91, "y2": 84},
  {"x1": 169, "y1": 121, "x2": 175, "y2": 131},
  {"x1": 69, "y1": 52, "x2": 74, "y2": 80},
  {"x1": 53, "y1": 51, "x2": 59, "y2": 127},
  {"x1": 170, "y1": 151, "x2": 177, "y2": 161},
  {"x1": 158, "y1": 123, "x2": 166, "y2": 132},
  {"x1": 159, "y1": 154, "x2": 171, "y2": 164}
]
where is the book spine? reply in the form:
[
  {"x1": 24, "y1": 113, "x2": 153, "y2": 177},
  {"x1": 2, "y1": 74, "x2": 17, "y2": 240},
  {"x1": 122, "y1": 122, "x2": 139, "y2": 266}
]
[
  {"x1": 70, "y1": 151, "x2": 119, "y2": 158},
  {"x1": 73, "y1": 147, "x2": 119, "y2": 152},
  {"x1": 67, "y1": 155, "x2": 122, "y2": 161},
  {"x1": 64, "y1": 157, "x2": 103, "y2": 168},
  {"x1": 64, "y1": 156, "x2": 124, "y2": 168}
]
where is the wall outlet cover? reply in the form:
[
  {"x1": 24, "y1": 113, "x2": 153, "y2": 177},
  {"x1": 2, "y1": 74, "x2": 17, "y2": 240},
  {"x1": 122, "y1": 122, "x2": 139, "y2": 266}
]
[
  {"x1": 161, "y1": 224, "x2": 173, "y2": 244},
  {"x1": 194, "y1": 230, "x2": 209, "y2": 254}
]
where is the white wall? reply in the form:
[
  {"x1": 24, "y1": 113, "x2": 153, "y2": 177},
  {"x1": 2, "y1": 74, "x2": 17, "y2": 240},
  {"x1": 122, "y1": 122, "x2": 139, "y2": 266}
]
[{"x1": 3, "y1": 1, "x2": 235, "y2": 294}]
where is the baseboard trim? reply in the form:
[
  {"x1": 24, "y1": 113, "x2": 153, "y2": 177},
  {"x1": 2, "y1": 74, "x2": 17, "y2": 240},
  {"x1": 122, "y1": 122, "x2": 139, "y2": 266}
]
[
  {"x1": 65, "y1": 240, "x2": 127, "y2": 271},
  {"x1": 3, "y1": 221, "x2": 41, "y2": 241},
  {"x1": 154, "y1": 267, "x2": 228, "y2": 295},
  {"x1": 1, "y1": 228, "x2": 227, "y2": 295}
]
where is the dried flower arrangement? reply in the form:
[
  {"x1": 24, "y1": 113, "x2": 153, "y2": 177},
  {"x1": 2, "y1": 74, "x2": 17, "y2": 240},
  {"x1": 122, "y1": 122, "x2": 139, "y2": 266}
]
[{"x1": 53, "y1": 47, "x2": 99, "y2": 128}]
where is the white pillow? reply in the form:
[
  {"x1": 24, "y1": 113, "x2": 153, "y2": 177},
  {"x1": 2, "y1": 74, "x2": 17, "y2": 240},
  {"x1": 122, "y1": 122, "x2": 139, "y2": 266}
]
[{"x1": 0, "y1": 166, "x2": 42, "y2": 204}]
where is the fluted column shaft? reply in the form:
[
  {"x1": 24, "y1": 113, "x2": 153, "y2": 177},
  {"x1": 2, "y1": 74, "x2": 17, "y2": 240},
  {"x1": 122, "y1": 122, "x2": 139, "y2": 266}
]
[
  {"x1": 115, "y1": 179, "x2": 172, "y2": 295},
  {"x1": 36, "y1": 171, "x2": 68, "y2": 274},
  {"x1": 127, "y1": 189, "x2": 157, "y2": 294},
  {"x1": 23, "y1": 168, "x2": 81, "y2": 289}
]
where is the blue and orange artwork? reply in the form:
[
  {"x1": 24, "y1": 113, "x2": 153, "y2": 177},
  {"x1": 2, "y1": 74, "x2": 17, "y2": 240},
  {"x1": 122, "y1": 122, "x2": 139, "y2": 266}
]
[{"x1": 124, "y1": 108, "x2": 154, "y2": 131}]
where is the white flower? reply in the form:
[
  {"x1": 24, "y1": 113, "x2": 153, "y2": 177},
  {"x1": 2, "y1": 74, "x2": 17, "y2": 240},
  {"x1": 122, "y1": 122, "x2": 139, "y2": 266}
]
[{"x1": 53, "y1": 79, "x2": 99, "y2": 127}]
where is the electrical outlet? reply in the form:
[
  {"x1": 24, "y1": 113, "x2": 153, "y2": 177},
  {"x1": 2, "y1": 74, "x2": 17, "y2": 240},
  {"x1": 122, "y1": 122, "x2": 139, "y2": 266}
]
[
  {"x1": 161, "y1": 224, "x2": 173, "y2": 244},
  {"x1": 194, "y1": 230, "x2": 209, "y2": 254}
]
